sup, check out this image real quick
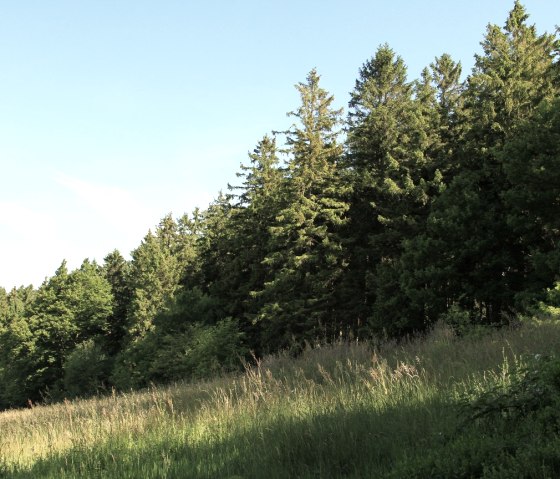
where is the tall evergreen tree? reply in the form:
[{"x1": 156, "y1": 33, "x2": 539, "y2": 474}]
[
  {"x1": 502, "y1": 98, "x2": 560, "y2": 304},
  {"x1": 195, "y1": 192, "x2": 236, "y2": 323},
  {"x1": 429, "y1": 53, "x2": 464, "y2": 180},
  {"x1": 112, "y1": 213, "x2": 204, "y2": 388},
  {"x1": 395, "y1": 55, "x2": 464, "y2": 327},
  {"x1": 0, "y1": 288, "x2": 7, "y2": 324},
  {"x1": 176, "y1": 209, "x2": 204, "y2": 285},
  {"x1": 125, "y1": 215, "x2": 185, "y2": 339},
  {"x1": 102, "y1": 250, "x2": 132, "y2": 355},
  {"x1": 258, "y1": 69, "x2": 349, "y2": 350},
  {"x1": 344, "y1": 45, "x2": 442, "y2": 334},
  {"x1": 411, "y1": 2, "x2": 560, "y2": 323},
  {"x1": 221, "y1": 136, "x2": 285, "y2": 351}
]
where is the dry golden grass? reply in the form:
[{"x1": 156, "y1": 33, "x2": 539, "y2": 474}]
[{"x1": 1, "y1": 317, "x2": 559, "y2": 478}]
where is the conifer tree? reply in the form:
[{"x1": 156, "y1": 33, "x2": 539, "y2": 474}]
[
  {"x1": 412, "y1": 2, "x2": 560, "y2": 323},
  {"x1": 112, "y1": 214, "x2": 202, "y2": 388},
  {"x1": 224, "y1": 136, "x2": 285, "y2": 350},
  {"x1": 344, "y1": 45, "x2": 442, "y2": 334},
  {"x1": 0, "y1": 288, "x2": 7, "y2": 324},
  {"x1": 176, "y1": 209, "x2": 204, "y2": 284},
  {"x1": 195, "y1": 192, "x2": 236, "y2": 322},
  {"x1": 102, "y1": 250, "x2": 132, "y2": 355},
  {"x1": 502, "y1": 98, "x2": 560, "y2": 304},
  {"x1": 395, "y1": 55, "x2": 464, "y2": 327},
  {"x1": 258, "y1": 69, "x2": 349, "y2": 350},
  {"x1": 429, "y1": 53, "x2": 464, "y2": 180},
  {"x1": 125, "y1": 215, "x2": 185, "y2": 339}
]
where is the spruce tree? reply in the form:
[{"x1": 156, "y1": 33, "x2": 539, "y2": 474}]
[
  {"x1": 102, "y1": 250, "x2": 132, "y2": 355},
  {"x1": 413, "y1": 2, "x2": 560, "y2": 323},
  {"x1": 195, "y1": 192, "x2": 236, "y2": 323},
  {"x1": 344, "y1": 45, "x2": 442, "y2": 334},
  {"x1": 258, "y1": 69, "x2": 349, "y2": 350},
  {"x1": 395, "y1": 55, "x2": 464, "y2": 328},
  {"x1": 0, "y1": 288, "x2": 7, "y2": 324},
  {"x1": 502, "y1": 98, "x2": 560, "y2": 304},
  {"x1": 112, "y1": 214, "x2": 201, "y2": 388},
  {"x1": 125, "y1": 214, "x2": 185, "y2": 339},
  {"x1": 223, "y1": 136, "x2": 285, "y2": 351},
  {"x1": 429, "y1": 53, "x2": 464, "y2": 180}
]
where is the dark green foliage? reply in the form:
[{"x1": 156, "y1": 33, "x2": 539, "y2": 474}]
[
  {"x1": 402, "y1": 2, "x2": 559, "y2": 325},
  {"x1": 0, "y1": 287, "x2": 7, "y2": 322},
  {"x1": 0, "y1": 286, "x2": 38, "y2": 407},
  {"x1": 112, "y1": 286, "x2": 245, "y2": 389},
  {"x1": 257, "y1": 69, "x2": 349, "y2": 350},
  {"x1": 111, "y1": 317, "x2": 245, "y2": 389},
  {"x1": 390, "y1": 354, "x2": 560, "y2": 478},
  {"x1": 125, "y1": 216, "x2": 184, "y2": 339},
  {"x1": 502, "y1": 99, "x2": 560, "y2": 307},
  {"x1": 460, "y1": 354, "x2": 560, "y2": 426},
  {"x1": 63, "y1": 339, "x2": 112, "y2": 397},
  {"x1": 194, "y1": 193, "x2": 236, "y2": 321},
  {"x1": 26, "y1": 260, "x2": 113, "y2": 400},
  {"x1": 0, "y1": 261, "x2": 113, "y2": 406},
  {"x1": 150, "y1": 318, "x2": 245, "y2": 382},
  {"x1": 343, "y1": 44, "x2": 445, "y2": 335},
  {"x1": 538, "y1": 282, "x2": 560, "y2": 316},
  {"x1": 102, "y1": 250, "x2": 132, "y2": 355},
  {"x1": 227, "y1": 136, "x2": 285, "y2": 351}
]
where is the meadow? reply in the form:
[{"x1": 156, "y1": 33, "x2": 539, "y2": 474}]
[{"x1": 2, "y1": 317, "x2": 560, "y2": 478}]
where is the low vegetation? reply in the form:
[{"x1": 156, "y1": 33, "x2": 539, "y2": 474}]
[{"x1": 2, "y1": 317, "x2": 559, "y2": 478}]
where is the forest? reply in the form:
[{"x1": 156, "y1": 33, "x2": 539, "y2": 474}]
[{"x1": 0, "y1": 1, "x2": 559, "y2": 410}]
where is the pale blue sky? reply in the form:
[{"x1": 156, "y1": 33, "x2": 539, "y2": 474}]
[{"x1": 1, "y1": 1, "x2": 558, "y2": 289}]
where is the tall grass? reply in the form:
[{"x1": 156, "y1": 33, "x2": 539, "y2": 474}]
[{"x1": 2, "y1": 318, "x2": 560, "y2": 478}]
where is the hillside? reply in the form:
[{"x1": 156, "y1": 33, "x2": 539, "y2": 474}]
[
  {"x1": 2, "y1": 2, "x2": 560, "y2": 410},
  {"x1": 2, "y1": 316, "x2": 560, "y2": 478}
]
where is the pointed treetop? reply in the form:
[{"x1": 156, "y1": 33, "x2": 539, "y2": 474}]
[
  {"x1": 505, "y1": 1, "x2": 530, "y2": 34},
  {"x1": 350, "y1": 44, "x2": 410, "y2": 113},
  {"x1": 55, "y1": 260, "x2": 69, "y2": 278}
]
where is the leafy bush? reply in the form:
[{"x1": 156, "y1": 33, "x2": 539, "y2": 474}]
[
  {"x1": 460, "y1": 354, "x2": 560, "y2": 429},
  {"x1": 439, "y1": 305, "x2": 495, "y2": 338},
  {"x1": 111, "y1": 318, "x2": 246, "y2": 389},
  {"x1": 63, "y1": 340, "x2": 111, "y2": 397},
  {"x1": 148, "y1": 318, "x2": 247, "y2": 382},
  {"x1": 537, "y1": 282, "x2": 560, "y2": 317},
  {"x1": 390, "y1": 354, "x2": 560, "y2": 478}
]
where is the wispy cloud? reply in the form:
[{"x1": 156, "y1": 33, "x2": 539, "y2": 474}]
[
  {"x1": 0, "y1": 201, "x2": 61, "y2": 288},
  {"x1": 0, "y1": 201, "x2": 57, "y2": 238},
  {"x1": 54, "y1": 173, "x2": 156, "y2": 233},
  {"x1": 0, "y1": 172, "x2": 212, "y2": 289},
  {"x1": 0, "y1": 175, "x2": 156, "y2": 288}
]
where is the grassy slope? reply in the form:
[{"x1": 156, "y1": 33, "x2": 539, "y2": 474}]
[{"x1": 1, "y1": 318, "x2": 560, "y2": 478}]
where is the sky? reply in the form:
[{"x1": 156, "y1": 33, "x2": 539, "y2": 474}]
[{"x1": 0, "y1": 1, "x2": 558, "y2": 289}]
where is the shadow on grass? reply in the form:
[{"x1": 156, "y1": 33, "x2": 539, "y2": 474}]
[
  {"x1": 7, "y1": 395, "x2": 560, "y2": 478},
  {"x1": 4, "y1": 397, "x2": 453, "y2": 479}
]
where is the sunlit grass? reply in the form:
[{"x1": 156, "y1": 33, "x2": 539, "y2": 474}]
[{"x1": 2, "y1": 317, "x2": 560, "y2": 478}]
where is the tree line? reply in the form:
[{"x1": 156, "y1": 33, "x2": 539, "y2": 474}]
[{"x1": 1, "y1": 2, "x2": 559, "y2": 408}]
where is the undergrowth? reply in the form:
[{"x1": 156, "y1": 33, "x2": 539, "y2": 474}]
[{"x1": 1, "y1": 317, "x2": 559, "y2": 478}]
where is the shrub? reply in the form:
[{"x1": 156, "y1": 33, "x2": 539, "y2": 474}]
[
  {"x1": 460, "y1": 354, "x2": 560, "y2": 429},
  {"x1": 111, "y1": 318, "x2": 247, "y2": 389},
  {"x1": 63, "y1": 339, "x2": 111, "y2": 397},
  {"x1": 537, "y1": 281, "x2": 560, "y2": 317}
]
